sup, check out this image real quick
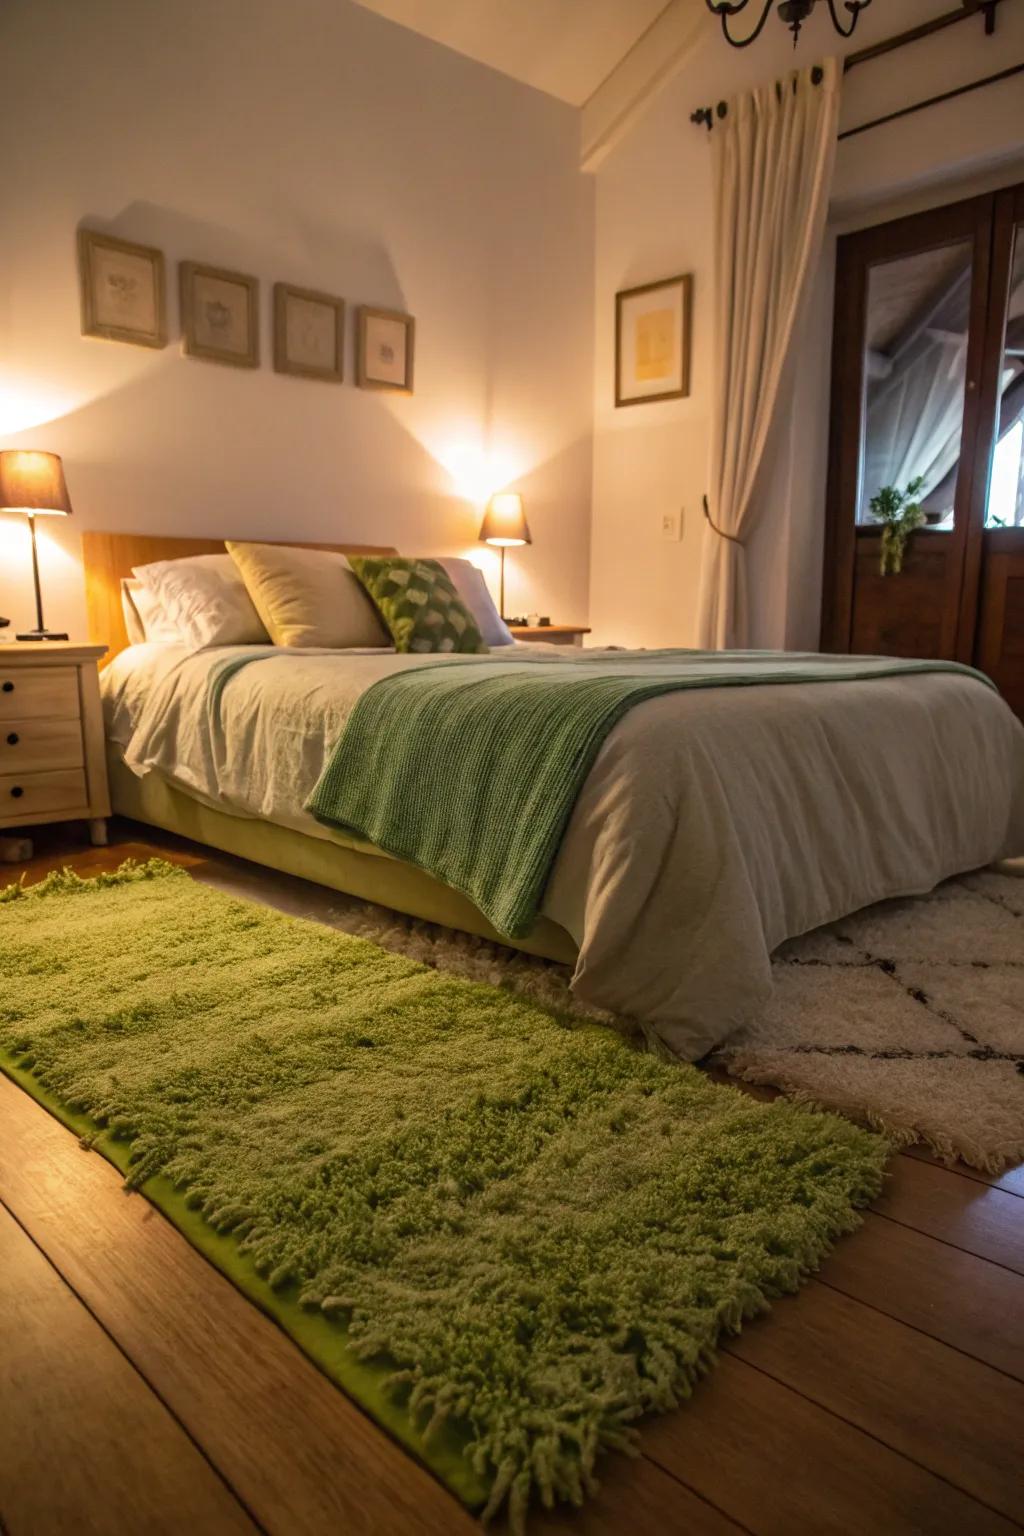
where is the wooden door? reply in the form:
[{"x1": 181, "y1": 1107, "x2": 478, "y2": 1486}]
[
  {"x1": 821, "y1": 195, "x2": 995, "y2": 659},
  {"x1": 976, "y1": 534, "x2": 1024, "y2": 714},
  {"x1": 970, "y1": 185, "x2": 1024, "y2": 715}
]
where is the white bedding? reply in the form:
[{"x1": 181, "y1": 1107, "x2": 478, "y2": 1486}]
[{"x1": 102, "y1": 643, "x2": 1024, "y2": 1058}]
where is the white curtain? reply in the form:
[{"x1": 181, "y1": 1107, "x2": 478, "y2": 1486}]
[
  {"x1": 863, "y1": 333, "x2": 967, "y2": 507},
  {"x1": 697, "y1": 58, "x2": 841, "y2": 650}
]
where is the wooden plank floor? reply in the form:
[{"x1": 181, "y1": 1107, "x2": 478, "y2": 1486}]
[{"x1": 2, "y1": 818, "x2": 1022, "y2": 1536}]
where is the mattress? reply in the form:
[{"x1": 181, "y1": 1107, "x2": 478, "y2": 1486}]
[{"x1": 102, "y1": 642, "x2": 1024, "y2": 1057}]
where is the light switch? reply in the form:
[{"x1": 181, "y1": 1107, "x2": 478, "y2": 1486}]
[{"x1": 661, "y1": 508, "x2": 683, "y2": 542}]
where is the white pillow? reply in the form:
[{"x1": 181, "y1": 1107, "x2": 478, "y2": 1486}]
[
  {"x1": 437, "y1": 558, "x2": 514, "y2": 647},
  {"x1": 132, "y1": 554, "x2": 270, "y2": 649},
  {"x1": 120, "y1": 579, "x2": 146, "y2": 644},
  {"x1": 120, "y1": 578, "x2": 182, "y2": 645}
]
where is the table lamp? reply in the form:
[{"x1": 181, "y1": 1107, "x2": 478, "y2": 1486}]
[
  {"x1": 0, "y1": 450, "x2": 72, "y2": 641},
  {"x1": 479, "y1": 492, "x2": 530, "y2": 619}
]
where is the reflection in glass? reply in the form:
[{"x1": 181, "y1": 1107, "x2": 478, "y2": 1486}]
[
  {"x1": 859, "y1": 241, "x2": 973, "y2": 530},
  {"x1": 986, "y1": 223, "x2": 1024, "y2": 528}
]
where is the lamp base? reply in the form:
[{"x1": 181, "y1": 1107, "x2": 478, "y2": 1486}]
[{"x1": 16, "y1": 629, "x2": 69, "y2": 642}]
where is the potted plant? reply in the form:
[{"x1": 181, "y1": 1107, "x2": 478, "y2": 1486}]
[{"x1": 868, "y1": 476, "x2": 926, "y2": 575}]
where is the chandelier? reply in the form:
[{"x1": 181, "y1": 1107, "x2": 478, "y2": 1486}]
[{"x1": 706, "y1": 0, "x2": 872, "y2": 47}]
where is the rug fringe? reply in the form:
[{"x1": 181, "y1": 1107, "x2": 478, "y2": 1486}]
[
  {"x1": 0, "y1": 857, "x2": 183, "y2": 904},
  {"x1": 720, "y1": 1059, "x2": 1024, "y2": 1176}
]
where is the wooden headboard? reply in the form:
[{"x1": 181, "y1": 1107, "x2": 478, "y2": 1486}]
[{"x1": 82, "y1": 531, "x2": 399, "y2": 665}]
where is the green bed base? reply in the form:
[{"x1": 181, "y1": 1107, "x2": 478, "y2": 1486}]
[{"x1": 107, "y1": 749, "x2": 577, "y2": 965}]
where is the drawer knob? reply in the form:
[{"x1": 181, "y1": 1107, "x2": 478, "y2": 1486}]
[
  {"x1": 6, "y1": 732, "x2": 18, "y2": 746},
  {"x1": 10, "y1": 785, "x2": 23, "y2": 799},
  {"x1": 1, "y1": 681, "x2": 12, "y2": 693}
]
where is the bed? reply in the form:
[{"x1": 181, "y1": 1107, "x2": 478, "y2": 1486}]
[{"x1": 85, "y1": 532, "x2": 1024, "y2": 1059}]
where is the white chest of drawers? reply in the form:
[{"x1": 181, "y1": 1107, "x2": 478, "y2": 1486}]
[{"x1": 0, "y1": 642, "x2": 110, "y2": 846}]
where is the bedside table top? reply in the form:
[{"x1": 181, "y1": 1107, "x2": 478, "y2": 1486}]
[
  {"x1": 0, "y1": 641, "x2": 108, "y2": 662},
  {"x1": 509, "y1": 625, "x2": 591, "y2": 639}
]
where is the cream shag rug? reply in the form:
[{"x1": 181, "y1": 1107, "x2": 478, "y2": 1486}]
[
  {"x1": 720, "y1": 866, "x2": 1024, "y2": 1173},
  {"x1": 302, "y1": 864, "x2": 1024, "y2": 1175}
]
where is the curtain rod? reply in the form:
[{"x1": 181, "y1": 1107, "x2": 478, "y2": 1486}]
[
  {"x1": 690, "y1": 0, "x2": 1002, "y2": 129},
  {"x1": 844, "y1": 0, "x2": 1000, "y2": 72},
  {"x1": 691, "y1": 64, "x2": 823, "y2": 130},
  {"x1": 838, "y1": 60, "x2": 1024, "y2": 141}
]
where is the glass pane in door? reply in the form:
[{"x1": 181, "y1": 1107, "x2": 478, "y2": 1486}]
[
  {"x1": 858, "y1": 240, "x2": 974, "y2": 530},
  {"x1": 985, "y1": 222, "x2": 1024, "y2": 528}
]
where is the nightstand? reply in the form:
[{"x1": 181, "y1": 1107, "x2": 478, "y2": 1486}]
[
  {"x1": 0, "y1": 643, "x2": 111, "y2": 847},
  {"x1": 509, "y1": 625, "x2": 591, "y2": 648}
]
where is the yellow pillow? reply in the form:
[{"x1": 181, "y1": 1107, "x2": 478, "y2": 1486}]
[{"x1": 226, "y1": 542, "x2": 391, "y2": 649}]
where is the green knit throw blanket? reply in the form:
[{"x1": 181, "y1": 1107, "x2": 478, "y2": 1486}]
[{"x1": 307, "y1": 650, "x2": 993, "y2": 937}]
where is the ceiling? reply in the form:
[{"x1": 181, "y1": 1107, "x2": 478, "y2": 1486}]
[{"x1": 351, "y1": 0, "x2": 675, "y2": 106}]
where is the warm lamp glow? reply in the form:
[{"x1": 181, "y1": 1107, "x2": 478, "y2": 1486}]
[
  {"x1": 432, "y1": 433, "x2": 527, "y2": 509},
  {"x1": 0, "y1": 380, "x2": 82, "y2": 437},
  {"x1": 0, "y1": 450, "x2": 73, "y2": 517},
  {"x1": 437, "y1": 441, "x2": 496, "y2": 505},
  {"x1": 479, "y1": 492, "x2": 530, "y2": 548}
]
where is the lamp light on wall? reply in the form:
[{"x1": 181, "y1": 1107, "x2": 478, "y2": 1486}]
[
  {"x1": 479, "y1": 492, "x2": 530, "y2": 620},
  {"x1": 0, "y1": 450, "x2": 72, "y2": 641}
]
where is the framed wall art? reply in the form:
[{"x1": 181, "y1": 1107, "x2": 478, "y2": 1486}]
[
  {"x1": 273, "y1": 283, "x2": 345, "y2": 383},
  {"x1": 615, "y1": 273, "x2": 692, "y2": 407},
  {"x1": 77, "y1": 229, "x2": 166, "y2": 349},
  {"x1": 356, "y1": 305, "x2": 415, "y2": 393},
  {"x1": 180, "y1": 261, "x2": 259, "y2": 368}
]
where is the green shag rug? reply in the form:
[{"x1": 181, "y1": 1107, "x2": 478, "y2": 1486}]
[{"x1": 0, "y1": 861, "x2": 889, "y2": 1528}]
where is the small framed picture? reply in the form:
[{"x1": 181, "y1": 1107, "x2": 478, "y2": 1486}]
[
  {"x1": 78, "y1": 229, "x2": 166, "y2": 349},
  {"x1": 180, "y1": 261, "x2": 259, "y2": 368},
  {"x1": 615, "y1": 273, "x2": 692, "y2": 407},
  {"x1": 356, "y1": 305, "x2": 415, "y2": 393},
  {"x1": 273, "y1": 283, "x2": 345, "y2": 383}
]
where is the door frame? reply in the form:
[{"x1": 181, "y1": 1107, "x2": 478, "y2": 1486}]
[
  {"x1": 958, "y1": 181, "x2": 1024, "y2": 658},
  {"x1": 820, "y1": 192, "x2": 996, "y2": 656}
]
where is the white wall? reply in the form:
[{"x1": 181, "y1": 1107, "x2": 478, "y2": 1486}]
[
  {"x1": 589, "y1": 0, "x2": 1024, "y2": 649},
  {"x1": 0, "y1": 0, "x2": 594, "y2": 639}
]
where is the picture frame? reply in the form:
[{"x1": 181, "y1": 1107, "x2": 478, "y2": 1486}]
[
  {"x1": 273, "y1": 283, "x2": 345, "y2": 383},
  {"x1": 180, "y1": 261, "x2": 259, "y2": 368},
  {"x1": 77, "y1": 229, "x2": 166, "y2": 349},
  {"x1": 615, "y1": 273, "x2": 692, "y2": 407},
  {"x1": 356, "y1": 305, "x2": 415, "y2": 393}
]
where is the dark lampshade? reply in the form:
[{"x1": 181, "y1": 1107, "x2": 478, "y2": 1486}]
[
  {"x1": 479, "y1": 491, "x2": 530, "y2": 547},
  {"x1": 0, "y1": 451, "x2": 72, "y2": 640},
  {"x1": 0, "y1": 450, "x2": 73, "y2": 517}
]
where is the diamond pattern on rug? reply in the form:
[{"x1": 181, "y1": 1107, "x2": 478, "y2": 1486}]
[
  {"x1": 895, "y1": 963, "x2": 1024, "y2": 1055},
  {"x1": 717, "y1": 865, "x2": 1024, "y2": 1171},
  {"x1": 755, "y1": 963, "x2": 976, "y2": 1055},
  {"x1": 832, "y1": 890, "x2": 1023, "y2": 964}
]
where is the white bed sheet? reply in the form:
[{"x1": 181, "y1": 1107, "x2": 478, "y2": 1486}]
[{"x1": 102, "y1": 643, "x2": 1024, "y2": 1058}]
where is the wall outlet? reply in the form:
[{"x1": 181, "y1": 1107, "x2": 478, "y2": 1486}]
[{"x1": 661, "y1": 507, "x2": 683, "y2": 542}]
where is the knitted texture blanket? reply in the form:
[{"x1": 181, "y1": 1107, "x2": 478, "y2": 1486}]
[{"x1": 306, "y1": 650, "x2": 994, "y2": 939}]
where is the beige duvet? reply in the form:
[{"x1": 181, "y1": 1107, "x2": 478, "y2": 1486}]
[{"x1": 102, "y1": 645, "x2": 1024, "y2": 1058}]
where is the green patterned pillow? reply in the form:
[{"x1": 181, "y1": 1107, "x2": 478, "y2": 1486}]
[{"x1": 348, "y1": 557, "x2": 488, "y2": 654}]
